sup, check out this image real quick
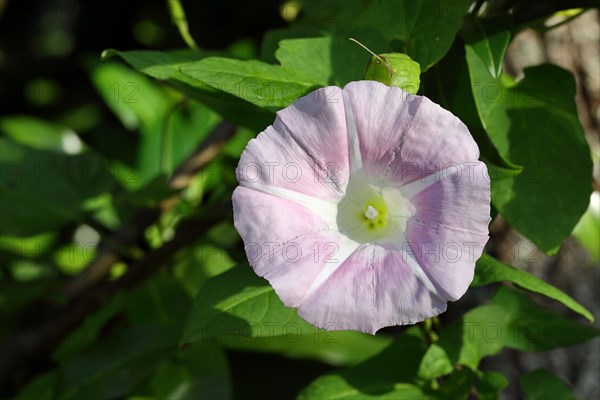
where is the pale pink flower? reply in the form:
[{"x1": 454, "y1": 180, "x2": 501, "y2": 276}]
[{"x1": 233, "y1": 80, "x2": 491, "y2": 334}]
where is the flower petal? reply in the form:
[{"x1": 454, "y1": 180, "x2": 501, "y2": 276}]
[
  {"x1": 410, "y1": 162, "x2": 491, "y2": 234},
  {"x1": 404, "y1": 221, "x2": 488, "y2": 301},
  {"x1": 387, "y1": 231, "x2": 443, "y2": 299},
  {"x1": 297, "y1": 245, "x2": 377, "y2": 333},
  {"x1": 237, "y1": 87, "x2": 350, "y2": 202},
  {"x1": 297, "y1": 243, "x2": 447, "y2": 334},
  {"x1": 401, "y1": 162, "x2": 491, "y2": 301},
  {"x1": 233, "y1": 186, "x2": 360, "y2": 307},
  {"x1": 373, "y1": 245, "x2": 447, "y2": 328},
  {"x1": 342, "y1": 88, "x2": 363, "y2": 173},
  {"x1": 233, "y1": 186, "x2": 331, "y2": 262},
  {"x1": 266, "y1": 232, "x2": 361, "y2": 308},
  {"x1": 274, "y1": 86, "x2": 351, "y2": 190},
  {"x1": 342, "y1": 80, "x2": 422, "y2": 179},
  {"x1": 234, "y1": 81, "x2": 491, "y2": 333},
  {"x1": 342, "y1": 80, "x2": 480, "y2": 185},
  {"x1": 241, "y1": 180, "x2": 338, "y2": 227},
  {"x1": 385, "y1": 95, "x2": 480, "y2": 185}
]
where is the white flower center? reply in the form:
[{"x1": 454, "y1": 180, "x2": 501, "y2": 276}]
[
  {"x1": 364, "y1": 205, "x2": 379, "y2": 220},
  {"x1": 336, "y1": 171, "x2": 416, "y2": 244}
]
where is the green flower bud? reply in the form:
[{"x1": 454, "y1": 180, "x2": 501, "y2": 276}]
[{"x1": 365, "y1": 53, "x2": 421, "y2": 94}]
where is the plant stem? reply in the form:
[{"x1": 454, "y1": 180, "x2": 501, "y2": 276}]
[{"x1": 167, "y1": 0, "x2": 198, "y2": 49}]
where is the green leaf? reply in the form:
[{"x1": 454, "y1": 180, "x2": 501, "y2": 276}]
[
  {"x1": 298, "y1": 330, "x2": 431, "y2": 400},
  {"x1": 101, "y1": 48, "x2": 212, "y2": 80},
  {"x1": 520, "y1": 369, "x2": 576, "y2": 400},
  {"x1": 299, "y1": 329, "x2": 475, "y2": 399},
  {"x1": 106, "y1": 49, "x2": 274, "y2": 131},
  {"x1": 179, "y1": 57, "x2": 318, "y2": 110},
  {"x1": 465, "y1": 22, "x2": 593, "y2": 253},
  {"x1": 0, "y1": 116, "x2": 83, "y2": 154},
  {"x1": 125, "y1": 276, "x2": 192, "y2": 327},
  {"x1": 274, "y1": 34, "x2": 389, "y2": 87},
  {"x1": 417, "y1": 342, "x2": 453, "y2": 381},
  {"x1": 15, "y1": 371, "x2": 58, "y2": 400},
  {"x1": 178, "y1": 34, "x2": 389, "y2": 110},
  {"x1": 57, "y1": 325, "x2": 178, "y2": 400},
  {"x1": 149, "y1": 345, "x2": 232, "y2": 400},
  {"x1": 273, "y1": 37, "x2": 335, "y2": 85},
  {"x1": 53, "y1": 241, "x2": 97, "y2": 276},
  {"x1": 92, "y1": 62, "x2": 169, "y2": 188},
  {"x1": 0, "y1": 138, "x2": 115, "y2": 236},
  {"x1": 422, "y1": 40, "x2": 517, "y2": 170},
  {"x1": 304, "y1": 0, "x2": 473, "y2": 70},
  {"x1": 484, "y1": 162, "x2": 523, "y2": 181},
  {"x1": 473, "y1": 254, "x2": 594, "y2": 322},
  {"x1": 477, "y1": 371, "x2": 508, "y2": 400},
  {"x1": 92, "y1": 62, "x2": 171, "y2": 132},
  {"x1": 0, "y1": 233, "x2": 54, "y2": 260},
  {"x1": 113, "y1": 33, "x2": 389, "y2": 116},
  {"x1": 419, "y1": 286, "x2": 599, "y2": 380},
  {"x1": 181, "y1": 265, "x2": 313, "y2": 345},
  {"x1": 53, "y1": 294, "x2": 124, "y2": 363},
  {"x1": 181, "y1": 264, "x2": 392, "y2": 367},
  {"x1": 461, "y1": 16, "x2": 511, "y2": 78},
  {"x1": 300, "y1": 381, "x2": 429, "y2": 400},
  {"x1": 92, "y1": 62, "x2": 221, "y2": 188},
  {"x1": 222, "y1": 127, "x2": 256, "y2": 158},
  {"x1": 173, "y1": 241, "x2": 236, "y2": 297},
  {"x1": 260, "y1": 26, "x2": 325, "y2": 63},
  {"x1": 435, "y1": 368, "x2": 475, "y2": 400},
  {"x1": 221, "y1": 329, "x2": 392, "y2": 368},
  {"x1": 394, "y1": 0, "x2": 473, "y2": 70},
  {"x1": 5, "y1": 260, "x2": 51, "y2": 281},
  {"x1": 165, "y1": 101, "x2": 221, "y2": 175}
]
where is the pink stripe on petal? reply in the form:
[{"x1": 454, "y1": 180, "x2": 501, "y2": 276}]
[
  {"x1": 273, "y1": 86, "x2": 350, "y2": 189},
  {"x1": 233, "y1": 186, "x2": 331, "y2": 266},
  {"x1": 298, "y1": 245, "x2": 377, "y2": 333},
  {"x1": 401, "y1": 162, "x2": 490, "y2": 301},
  {"x1": 410, "y1": 162, "x2": 491, "y2": 235},
  {"x1": 342, "y1": 81, "x2": 422, "y2": 179},
  {"x1": 261, "y1": 232, "x2": 360, "y2": 308},
  {"x1": 297, "y1": 242, "x2": 450, "y2": 334},
  {"x1": 387, "y1": 96, "x2": 480, "y2": 185},
  {"x1": 373, "y1": 246, "x2": 447, "y2": 327},
  {"x1": 237, "y1": 87, "x2": 351, "y2": 202},
  {"x1": 241, "y1": 180, "x2": 338, "y2": 227},
  {"x1": 233, "y1": 186, "x2": 359, "y2": 306},
  {"x1": 237, "y1": 125, "x2": 343, "y2": 202},
  {"x1": 341, "y1": 89, "x2": 363, "y2": 173},
  {"x1": 397, "y1": 164, "x2": 467, "y2": 199},
  {"x1": 404, "y1": 220, "x2": 488, "y2": 301}
]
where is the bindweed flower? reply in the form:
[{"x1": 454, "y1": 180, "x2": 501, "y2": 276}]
[{"x1": 232, "y1": 80, "x2": 491, "y2": 334}]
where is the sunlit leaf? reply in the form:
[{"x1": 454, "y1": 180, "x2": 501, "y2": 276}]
[
  {"x1": 473, "y1": 254, "x2": 594, "y2": 322},
  {"x1": 465, "y1": 20, "x2": 593, "y2": 253},
  {"x1": 419, "y1": 287, "x2": 599, "y2": 380}
]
